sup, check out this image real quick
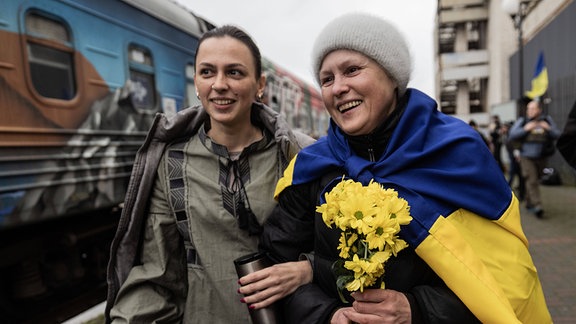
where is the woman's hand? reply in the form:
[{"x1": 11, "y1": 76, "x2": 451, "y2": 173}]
[
  {"x1": 331, "y1": 307, "x2": 354, "y2": 324},
  {"x1": 332, "y1": 289, "x2": 411, "y2": 324},
  {"x1": 238, "y1": 260, "x2": 312, "y2": 309}
]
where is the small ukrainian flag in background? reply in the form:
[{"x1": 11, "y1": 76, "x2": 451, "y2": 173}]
[{"x1": 525, "y1": 51, "x2": 548, "y2": 99}]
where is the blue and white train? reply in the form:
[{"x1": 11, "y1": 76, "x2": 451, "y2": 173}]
[{"x1": 0, "y1": 0, "x2": 327, "y2": 321}]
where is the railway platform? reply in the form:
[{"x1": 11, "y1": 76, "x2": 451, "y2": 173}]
[{"x1": 519, "y1": 183, "x2": 576, "y2": 323}]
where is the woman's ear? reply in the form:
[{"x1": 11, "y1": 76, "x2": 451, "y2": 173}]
[{"x1": 256, "y1": 74, "x2": 266, "y2": 101}]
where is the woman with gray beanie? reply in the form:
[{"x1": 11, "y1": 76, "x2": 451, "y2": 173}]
[{"x1": 259, "y1": 12, "x2": 551, "y2": 323}]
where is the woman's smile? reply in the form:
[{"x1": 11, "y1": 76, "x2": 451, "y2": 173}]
[{"x1": 337, "y1": 100, "x2": 363, "y2": 113}]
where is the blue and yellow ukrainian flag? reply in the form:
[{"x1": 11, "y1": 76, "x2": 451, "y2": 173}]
[
  {"x1": 275, "y1": 89, "x2": 551, "y2": 323},
  {"x1": 525, "y1": 51, "x2": 549, "y2": 99}
]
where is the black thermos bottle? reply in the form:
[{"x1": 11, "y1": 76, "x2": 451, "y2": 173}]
[{"x1": 234, "y1": 252, "x2": 280, "y2": 324}]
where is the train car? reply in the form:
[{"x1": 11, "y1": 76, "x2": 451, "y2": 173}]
[
  {"x1": 261, "y1": 59, "x2": 328, "y2": 139},
  {"x1": 0, "y1": 0, "x2": 326, "y2": 321}
]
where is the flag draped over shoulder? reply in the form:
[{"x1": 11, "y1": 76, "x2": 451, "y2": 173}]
[
  {"x1": 525, "y1": 51, "x2": 549, "y2": 99},
  {"x1": 275, "y1": 89, "x2": 551, "y2": 323}
]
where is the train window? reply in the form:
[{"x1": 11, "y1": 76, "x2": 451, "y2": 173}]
[
  {"x1": 185, "y1": 63, "x2": 200, "y2": 107},
  {"x1": 128, "y1": 45, "x2": 156, "y2": 111},
  {"x1": 26, "y1": 12, "x2": 69, "y2": 41},
  {"x1": 25, "y1": 12, "x2": 76, "y2": 100}
]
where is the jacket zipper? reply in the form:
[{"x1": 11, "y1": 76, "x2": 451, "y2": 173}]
[{"x1": 368, "y1": 147, "x2": 375, "y2": 162}]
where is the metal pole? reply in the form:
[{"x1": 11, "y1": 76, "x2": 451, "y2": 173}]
[{"x1": 518, "y1": 1, "x2": 524, "y2": 99}]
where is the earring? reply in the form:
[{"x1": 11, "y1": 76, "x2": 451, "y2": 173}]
[{"x1": 257, "y1": 93, "x2": 263, "y2": 101}]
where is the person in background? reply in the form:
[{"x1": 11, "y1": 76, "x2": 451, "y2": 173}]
[
  {"x1": 503, "y1": 121, "x2": 525, "y2": 201},
  {"x1": 256, "y1": 12, "x2": 551, "y2": 324},
  {"x1": 509, "y1": 100, "x2": 561, "y2": 218},
  {"x1": 469, "y1": 119, "x2": 490, "y2": 147},
  {"x1": 105, "y1": 25, "x2": 314, "y2": 323},
  {"x1": 490, "y1": 114, "x2": 505, "y2": 172},
  {"x1": 557, "y1": 100, "x2": 576, "y2": 169}
]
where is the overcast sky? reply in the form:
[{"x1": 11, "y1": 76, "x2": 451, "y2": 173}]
[{"x1": 174, "y1": 1, "x2": 438, "y2": 97}]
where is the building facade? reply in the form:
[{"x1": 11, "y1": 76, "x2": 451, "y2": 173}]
[{"x1": 435, "y1": 0, "x2": 576, "y2": 184}]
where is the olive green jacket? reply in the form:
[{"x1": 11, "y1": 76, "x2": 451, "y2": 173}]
[{"x1": 105, "y1": 103, "x2": 313, "y2": 323}]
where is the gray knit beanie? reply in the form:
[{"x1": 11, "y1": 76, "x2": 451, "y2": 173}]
[{"x1": 312, "y1": 13, "x2": 412, "y2": 96}]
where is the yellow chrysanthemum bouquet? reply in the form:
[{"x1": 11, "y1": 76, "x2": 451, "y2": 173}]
[{"x1": 316, "y1": 178, "x2": 412, "y2": 302}]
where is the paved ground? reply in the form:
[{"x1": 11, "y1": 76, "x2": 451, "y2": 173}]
[{"x1": 519, "y1": 184, "x2": 576, "y2": 323}]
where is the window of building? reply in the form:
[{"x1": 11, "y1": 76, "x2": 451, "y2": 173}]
[
  {"x1": 440, "y1": 80, "x2": 457, "y2": 115},
  {"x1": 467, "y1": 21, "x2": 487, "y2": 50},
  {"x1": 25, "y1": 12, "x2": 76, "y2": 100},
  {"x1": 469, "y1": 78, "x2": 487, "y2": 113},
  {"x1": 128, "y1": 44, "x2": 156, "y2": 111},
  {"x1": 438, "y1": 24, "x2": 456, "y2": 54}
]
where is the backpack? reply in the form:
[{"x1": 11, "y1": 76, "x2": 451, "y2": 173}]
[
  {"x1": 511, "y1": 116, "x2": 556, "y2": 157},
  {"x1": 540, "y1": 116, "x2": 556, "y2": 157}
]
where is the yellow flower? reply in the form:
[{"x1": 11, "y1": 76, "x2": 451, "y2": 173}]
[
  {"x1": 388, "y1": 238, "x2": 409, "y2": 257},
  {"x1": 317, "y1": 191, "x2": 342, "y2": 226},
  {"x1": 337, "y1": 193, "x2": 377, "y2": 234},
  {"x1": 337, "y1": 232, "x2": 358, "y2": 259},
  {"x1": 344, "y1": 254, "x2": 378, "y2": 292},
  {"x1": 365, "y1": 214, "x2": 399, "y2": 251},
  {"x1": 344, "y1": 254, "x2": 369, "y2": 274},
  {"x1": 370, "y1": 250, "x2": 392, "y2": 264},
  {"x1": 346, "y1": 275, "x2": 367, "y2": 292},
  {"x1": 317, "y1": 177, "x2": 412, "y2": 297}
]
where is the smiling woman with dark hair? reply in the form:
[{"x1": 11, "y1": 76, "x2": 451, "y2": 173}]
[{"x1": 106, "y1": 25, "x2": 314, "y2": 323}]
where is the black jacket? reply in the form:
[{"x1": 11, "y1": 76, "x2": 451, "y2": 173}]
[
  {"x1": 260, "y1": 171, "x2": 480, "y2": 324},
  {"x1": 259, "y1": 98, "x2": 480, "y2": 323}
]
